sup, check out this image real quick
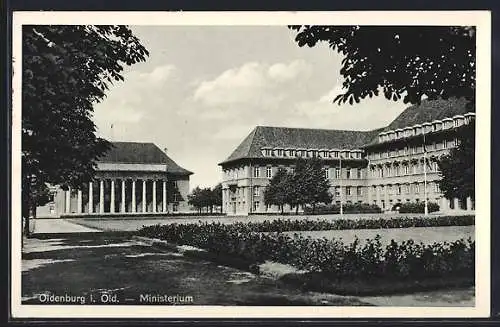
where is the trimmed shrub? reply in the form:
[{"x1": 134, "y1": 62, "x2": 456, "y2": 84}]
[
  {"x1": 137, "y1": 223, "x2": 474, "y2": 281},
  {"x1": 397, "y1": 202, "x2": 440, "y2": 213},
  {"x1": 304, "y1": 203, "x2": 382, "y2": 214}
]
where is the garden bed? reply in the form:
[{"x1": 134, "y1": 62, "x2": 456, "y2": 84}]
[{"x1": 137, "y1": 218, "x2": 475, "y2": 295}]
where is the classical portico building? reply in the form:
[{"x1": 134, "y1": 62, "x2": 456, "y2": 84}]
[
  {"x1": 37, "y1": 142, "x2": 193, "y2": 217},
  {"x1": 219, "y1": 98, "x2": 475, "y2": 215}
]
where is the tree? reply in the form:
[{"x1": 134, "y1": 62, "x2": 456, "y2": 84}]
[
  {"x1": 187, "y1": 186, "x2": 205, "y2": 213},
  {"x1": 22, "y1": 25, "x2": 149, "y2": 235},
  {"x1": 288, "y1": 26, "x2": 475, "y2": 106},
  {"x1": 264, "y1": 168, "x2": 290, "y2": 214},
  {"x1": 285, "y1": 158, "x2": 332, "y2": 214},
  {"x1": 211, "y1": 183, "x2": 223, "y2": 213},
  {"x1": 437, "y1": 122, "x2": 475, "y2": 202}
]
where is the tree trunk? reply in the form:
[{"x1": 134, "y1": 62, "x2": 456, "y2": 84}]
[
  {"x1": 280, "y1": 205, "x2": 284, "y2": 214},
  {"x1": 295, "y1": 205, "x2": 299, "y2": 215}
]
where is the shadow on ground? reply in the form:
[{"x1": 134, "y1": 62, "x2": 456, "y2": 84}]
[{"x1": 22, "y1": 233, "x2": 370, "y2": 306}]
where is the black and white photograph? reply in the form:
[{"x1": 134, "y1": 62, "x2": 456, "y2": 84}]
[{"x1": 10, "y1": 11, "x2": 491, "y2": 319}]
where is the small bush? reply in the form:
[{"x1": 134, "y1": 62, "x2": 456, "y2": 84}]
[
  {"x1": 397, "y1": 202, "x2": 440, "y2": 214},
  {"x1": 304, "y1": 203, "x2": 382, "y2": 214}
]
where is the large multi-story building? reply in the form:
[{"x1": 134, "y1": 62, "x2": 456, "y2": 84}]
[
  {"x1": 219, "y1": 98, "x2": 475, "y2": 215},
  {"x1": 36, "y1": 141, "x2": 193, "y2": 217}
]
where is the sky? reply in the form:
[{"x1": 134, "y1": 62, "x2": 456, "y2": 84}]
[{"x1": 92, "y1": 26, "x2": 409, "y2": 190}]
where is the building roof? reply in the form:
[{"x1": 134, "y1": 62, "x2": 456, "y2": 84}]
[
  {"x1": 220, "y1": 97, "x2": 474, "y2": 165},
  {"x1": 364, "y1": 97, "x2": 473, "y2": 145},
  {"x1": 98, "y1": 141, "x2": 193, "y2": 175},
  {"x1": 220, "y1": 126, "x2": 380, "y2": 165},
  {"x1": 385, "y1": 97, "x2": 472, "y2": 131}
]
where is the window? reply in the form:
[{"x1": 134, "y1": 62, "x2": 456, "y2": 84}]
[
  {"x1": 234, "y1": 170, "x2": 238, "y2": 180},
  {"x1": 264, "y1": 149, "x2": 272, "y2": 156},
  {"x1": 405, "y1": 184, "x2": 410, "y2": 194},
  {"x1": 253, "y1": 167, "x2": 260, "y2": 178},
  {"x1": 372, "y1": 186, "x2": 377, "y2": 194},
  {"x1": 346, "y1": 169, "x2": 351, "y2": 179},
  {"x1": 346, "y1": 187, "x2": 352, "y2": 196},
  {"x1": 335, "y1": 168, "x2": 341, "y2": 179},
  {"x1": 433, "y1": 162, "x2": 438, "y2": 172},
  {"x1": 357, "y1": 168, "x2": 362, "y2": 179},
  {"x1": 324, "y1": 168, "x2": 329, "y2": 179},
  {"x1": 396, "y1": 184, "x2": 402, "y2": 195},
  {"x1": 412, "y1": 163, "x2": 417, "y2": 174},
  {"x1": 404, "y1": 165, "x2": 409, "y2": 175},
  {"x1": 357, "y1": 186, "x2": 363, "y2": 196},
  {"x1": 290, "y1": 167, "x2": 295, "y2": 174},
  {"x1": 333, "y1": 151, "x2": 339, "y2": 158},
  {"x1": 434, "y1": 183, "x2": 440, "y2": 193},
  {"x1": 266, "y1": 167, "x2": 272, "y2": 178},
  {"x1": 335, "y1": 187, "x2": 341, "y2": 196},
  {"x1": 253, "y1": 201, "x2": 259, "y2": 211},
  {"x1": 253, "y1": 186, "x2": 260, "y2": 196},
  {"x1": 277, "y1": 149, "x2": 283, "y2": 157},
  {"x1": 415, "y1": 183, "x2": 420, "y2": 194}
]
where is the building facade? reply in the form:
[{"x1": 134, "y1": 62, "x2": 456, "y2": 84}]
[
  {"x1": 37, "y1": 142, "x2": 193, "y2": 217},
  {"x1": 219, "y1": 98, "x2": 475, "y2": 215}
]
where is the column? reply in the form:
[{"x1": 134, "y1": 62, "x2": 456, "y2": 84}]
[
  {"x1": 121, "y1": 179, "x2": 126, "y2": 213},
  {"x1": 132, "y1": 180, "x2": 136, "y2": 213},
  {"x1": 77, "y1": 190, "x2": 82, "y2": 214},
  {"x1": 152, "y1": 180, "x2": 157, "y2": 213},
  {"x1": 453, "y1": 198, "x2": 459, "y2": 211},
  {"x1": 99, "y1": 179, "x2": 104, "y2": 214},
  {"x1": 88, "y1": 182, "x2": 93, "y2": 213},
  {"x1": 65, "y1": 187, "x2": 71, "y2": 213},
  {"x1": 162, "y1": 180, "x2": 167, "y2": 213},
  {"x1": 142, "y1": 179, "x2": 147, "y2": 213},
  {"x1": 110, "y1": 179, "x2": 115, "y2": 213},
  {"x1": 466, "y1": 196, "x2": 473, "y2": 211}
]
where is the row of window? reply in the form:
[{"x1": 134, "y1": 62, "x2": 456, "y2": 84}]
[
  {"x1": 367, "y1": 139, "x2": 458, "y2": 160},
  {"x1": 371, "y1": 182, "x2": 440, "y2": 195},
  {"x1": 377, "y1": 113, "x2": 474, "y2": 143},
  {"x1": 261, "y1": 148, "x2": 363, "y2": 159},
  {"x1": 228, "y1": 182, "x2": 441, "y2": 201},
  {"x1": 226, "y1": 166, "x2": 365, "y2": 180},
  {"x1": 370, "y1": 161, "x2": 439, "y2": 178}
]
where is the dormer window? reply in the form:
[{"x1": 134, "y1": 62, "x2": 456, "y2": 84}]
[{"x1": 276, "y1": 149, "x2": 283, "y2": 157}]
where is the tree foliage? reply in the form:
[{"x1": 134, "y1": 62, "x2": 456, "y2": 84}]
[
  {"x1": 22, "y1": 25, "x2": 149, "y2": 233},
  {"x1": 437, "y1": 122, "x2": 475, "y2": 201},
  {"x1": 23, "y1": 25, "x2": 149, "y2": 190},
  {"x1": 264, "y1": 158, "x2": 332, "y2": 214},
  {"x1": 263, "y1": 168, "x2": 290, "y2": 214},
  {"x1": 188, "y1": 184, "x2": 222, "y2": 214},
  {"x1": 288, "y1": 26, "x2": 475, "y2": 106}
]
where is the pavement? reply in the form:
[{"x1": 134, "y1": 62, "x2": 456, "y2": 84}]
[{"x1": 32, "y1": 218, "x2": 102, "y2": 234}]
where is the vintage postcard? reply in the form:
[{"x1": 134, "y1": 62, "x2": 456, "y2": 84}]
[{"x1": 10, "y1": 11, "x2": 491, "y2": 319}]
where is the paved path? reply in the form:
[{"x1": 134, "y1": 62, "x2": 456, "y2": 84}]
[{"x1": 32, "y1": 219, "x2": 101, "y2": 234}]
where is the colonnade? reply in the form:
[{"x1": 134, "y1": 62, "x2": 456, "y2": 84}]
[{"x1": 64, "y1": 178, "x2": 168, "y2": 214}]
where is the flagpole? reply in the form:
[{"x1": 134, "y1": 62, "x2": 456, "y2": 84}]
[
  {"x1": 339, "y1": 152, "x2": 343, "y2": 217},
  {"x1": 423, "y1": 131, "x2": 428, "y2": 216}
]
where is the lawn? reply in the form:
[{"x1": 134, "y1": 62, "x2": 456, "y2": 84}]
[
  {"x1": 22, "y1": 233, "x2": 475, "y2": 306},
  {"x1": 283, "y1": 225, "x2": 474, "y2": 245},
  {"x1": 22, "y1": 234, "x2": 371, "y2": 306},
  {"x1": 66, "y1": 213, "x2": 464, "y2": 232}
]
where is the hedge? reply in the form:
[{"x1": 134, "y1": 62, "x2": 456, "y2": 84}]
[
  {"x1": 136, "y1": 215, "x2": 474, "y2": 235},
  {"x1": 304, "y1": 203, "x2": 382, "y2": 214},
  {"x1": 396, "y1": 202, "x2": 440, "y2": 214},
  {"x1": 137, "y1": 223, "x2": 474, "y2": 281}
]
